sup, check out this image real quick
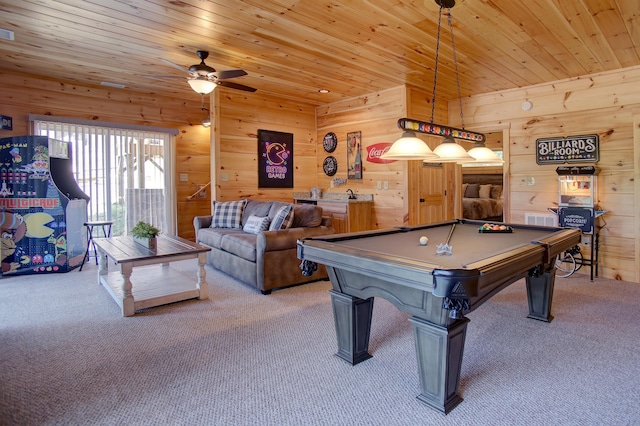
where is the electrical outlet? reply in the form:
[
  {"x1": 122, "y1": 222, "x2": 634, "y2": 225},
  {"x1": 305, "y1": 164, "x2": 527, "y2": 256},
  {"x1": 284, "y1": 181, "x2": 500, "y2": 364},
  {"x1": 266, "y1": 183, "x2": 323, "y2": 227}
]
[
  {"x1": 220, "y1": 173, "x2": 229, "y2": 182},
  {"x1": 383, "y1": 181, "x2": 389, "y2": 190},
  {"x1": 377, "y1": 181, "x2": 382, "y2": 190},
  {"x1": 179, "y1": 173, "x2": 189, "y2": 182}
]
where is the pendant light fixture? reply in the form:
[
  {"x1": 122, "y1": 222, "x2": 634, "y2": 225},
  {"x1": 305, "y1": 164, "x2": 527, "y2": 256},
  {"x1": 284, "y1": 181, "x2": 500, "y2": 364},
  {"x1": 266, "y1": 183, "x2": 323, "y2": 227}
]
[
  {"x1": 380, "y1": 130, "x2": 439, "y2": 160},
  {"x1": 383, "y1": 0, "x2": 486, "y2": 163},
  {"x1": 467, "y1": 141, "x2": 504, "y2": 163},
  {"x1": 429, "y1": 0, "x2": 473, "y2": 162}
]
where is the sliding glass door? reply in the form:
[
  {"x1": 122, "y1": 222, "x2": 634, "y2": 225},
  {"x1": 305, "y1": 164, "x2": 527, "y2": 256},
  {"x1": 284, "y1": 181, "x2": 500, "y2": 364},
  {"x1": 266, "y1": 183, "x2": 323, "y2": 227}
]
[{"x1": 31, "y1": 116, "x2": 176, "y2": 236}]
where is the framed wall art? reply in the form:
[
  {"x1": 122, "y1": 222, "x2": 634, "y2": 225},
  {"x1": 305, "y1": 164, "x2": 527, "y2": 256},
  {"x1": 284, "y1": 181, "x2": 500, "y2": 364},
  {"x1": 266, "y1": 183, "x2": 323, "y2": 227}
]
[
  {"x1": 258, "y1": 129, "x2": 294, "y2": 188},
  {"x1": 347, "y1": 131, "x2": 362, "y2": 179}
]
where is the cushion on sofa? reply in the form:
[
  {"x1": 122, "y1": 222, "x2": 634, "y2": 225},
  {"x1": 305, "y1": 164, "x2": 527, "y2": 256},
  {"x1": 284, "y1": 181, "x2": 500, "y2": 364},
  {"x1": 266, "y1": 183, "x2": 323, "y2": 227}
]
[
  {"x1": 292, "y1": 204, "x2": 323, "y2": 228},
  {"x1": 269, "y1": 205, "x2": 294, "y2": 230},
  {"x1": 242, "y1": 200, "x2": 274, "y2": 226},
  {"x1": 196, "y1": 227, "x2": 242, "y2": 250},
  {"x1": 212, "y1": 199, "x2": 247, "y2": 229},
  {"x1": 220, "y1": 233, "x2": 258, "y2": 262},
  {"x1": 243, "y1": 214, "x2": 271, "y2": 234}
]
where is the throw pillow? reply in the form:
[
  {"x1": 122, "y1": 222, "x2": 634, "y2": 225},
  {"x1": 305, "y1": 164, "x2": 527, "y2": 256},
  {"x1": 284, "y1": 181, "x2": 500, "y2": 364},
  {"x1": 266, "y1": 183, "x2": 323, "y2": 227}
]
[
  {"x1": 211, "y1": 199, "x2": 247, "y2": 229},
  {"x1": 292, "y1": 204, "x2": 323, "y2": 228},
  {"x1": 491, "y1": 185, "x2": 503, "y2": 199},
  {"x1": 465, "y1": 183, "x2": 480, "y2": 198},
  {"x1": 269, "y1": 205, "x2": 295, "y2": 230},
  {"x1": 243, "y1": 214, "x2": 271, "y2": 234},
  {"x1": 479, "y1": 184, "x2": 492, "y2": 199}
]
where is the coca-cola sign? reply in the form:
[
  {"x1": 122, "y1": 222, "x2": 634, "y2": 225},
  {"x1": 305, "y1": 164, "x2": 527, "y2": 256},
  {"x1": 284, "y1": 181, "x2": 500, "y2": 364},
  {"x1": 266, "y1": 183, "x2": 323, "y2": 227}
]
[{"x1": 366, "y1": 143, "x2": 396, "y2": 164}]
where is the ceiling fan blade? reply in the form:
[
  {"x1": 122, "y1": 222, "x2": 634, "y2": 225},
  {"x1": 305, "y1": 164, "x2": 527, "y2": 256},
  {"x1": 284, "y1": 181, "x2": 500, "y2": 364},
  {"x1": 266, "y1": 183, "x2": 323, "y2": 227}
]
[
  {"x1": 142, "y1": 74, "x2": 186, "y2": 79},
  {"x1": 214, "y1": 69, "x2": 248, "y2": 79},
  {"x1": 217, "y1": 81, "x2": 257, "y2": 92},
  {"x1": 159, "y1": 58, "x2": 190, "y2": 74}
]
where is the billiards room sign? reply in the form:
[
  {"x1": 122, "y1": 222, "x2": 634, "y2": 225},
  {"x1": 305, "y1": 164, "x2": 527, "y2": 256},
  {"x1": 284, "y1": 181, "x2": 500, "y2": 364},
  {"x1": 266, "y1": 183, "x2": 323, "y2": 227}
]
[{"x1": 535, "y1": 134, "x2": 599, "y2": 164}]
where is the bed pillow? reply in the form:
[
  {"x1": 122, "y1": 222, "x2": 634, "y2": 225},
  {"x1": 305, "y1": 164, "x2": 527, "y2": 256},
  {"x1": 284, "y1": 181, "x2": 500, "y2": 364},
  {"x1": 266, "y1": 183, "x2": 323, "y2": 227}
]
[
  {"x1": 462, "y1": 183, "x2": 469, "y2": 197},
  {"x1": 464, "y1": 183, "x2": 480, "y2": 198},
  {"x1": 211, "y1": 199, "x2": 247, "y2": 229},
  {"x1": 491, "y1": 185, "x2": 503, "y2": 199},
  {"x1": 242, "y1": 214, "x2": 271, "y2": 234},
  {"x1": 479, "y1": 184, "x2": 492, "y2": 199},
  {"x1": 269, "y1": 205, "x2": 295, "y2": 230}
]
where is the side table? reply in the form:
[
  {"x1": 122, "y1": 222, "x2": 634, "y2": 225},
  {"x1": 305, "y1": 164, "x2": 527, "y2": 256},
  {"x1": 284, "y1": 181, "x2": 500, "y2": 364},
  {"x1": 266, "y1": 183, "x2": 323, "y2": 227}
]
[{"x1": 79, "y1": 220, "x2": 113, "y2": 271}]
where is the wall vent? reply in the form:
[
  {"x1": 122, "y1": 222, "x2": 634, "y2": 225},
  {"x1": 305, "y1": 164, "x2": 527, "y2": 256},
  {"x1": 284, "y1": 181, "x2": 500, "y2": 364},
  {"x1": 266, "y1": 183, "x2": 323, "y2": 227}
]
[{"x1": 525, "y1": 212, "x2": 557, "y2": 227}]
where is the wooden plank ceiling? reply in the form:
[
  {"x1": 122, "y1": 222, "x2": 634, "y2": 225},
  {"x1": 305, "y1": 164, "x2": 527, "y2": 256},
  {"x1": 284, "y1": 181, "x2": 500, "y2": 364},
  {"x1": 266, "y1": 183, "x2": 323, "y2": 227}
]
[{"x1": 0, "y1": 0, "x2": 638, "y2": 105}]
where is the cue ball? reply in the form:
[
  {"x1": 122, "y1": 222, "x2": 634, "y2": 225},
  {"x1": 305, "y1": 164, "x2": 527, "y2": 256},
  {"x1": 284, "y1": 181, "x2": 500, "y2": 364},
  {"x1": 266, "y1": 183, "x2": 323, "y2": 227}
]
[{"x1": 419, "y1": 236, "x2": 429, "y2": 246}]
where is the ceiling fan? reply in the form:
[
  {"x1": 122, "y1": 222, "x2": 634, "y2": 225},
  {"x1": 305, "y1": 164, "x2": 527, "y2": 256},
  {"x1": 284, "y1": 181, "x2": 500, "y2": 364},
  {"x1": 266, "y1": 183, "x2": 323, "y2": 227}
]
[{"x1": 158, "y1": 50, "x2": 257, "y2": 94}]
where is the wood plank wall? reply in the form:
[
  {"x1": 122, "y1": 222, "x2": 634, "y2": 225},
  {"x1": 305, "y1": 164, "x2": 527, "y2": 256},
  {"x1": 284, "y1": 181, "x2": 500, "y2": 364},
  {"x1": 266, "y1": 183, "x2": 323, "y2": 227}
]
[
  {"x1": 212, "y1": 89, "x2": 318, "y2": 203},
  {"x1": 453, "y1": 65, "x2": 640, "y2": 283},
  {"x1": 6, "y1": 66, "x2": 638, "y2": 284},
  {"x1": 316, "y1": 87, "x2": 409, "y2": 228},
  {"x1": 314, "y1": 85, "x2": 450, "y2": 228},
  {"x1": 0, "y1": 71, "x2": 210, "y2": 240}
]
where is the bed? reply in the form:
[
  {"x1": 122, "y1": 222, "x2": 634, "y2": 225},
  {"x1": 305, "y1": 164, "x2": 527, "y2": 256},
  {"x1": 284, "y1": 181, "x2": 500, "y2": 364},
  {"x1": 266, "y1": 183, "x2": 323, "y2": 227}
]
[{"x1": 462, "y1": 173, "x2": 504, "y2": 221}]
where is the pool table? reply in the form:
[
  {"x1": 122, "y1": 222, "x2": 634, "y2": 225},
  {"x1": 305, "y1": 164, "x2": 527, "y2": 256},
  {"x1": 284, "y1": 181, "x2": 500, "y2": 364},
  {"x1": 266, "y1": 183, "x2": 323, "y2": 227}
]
[{"x1": 297, "y1": 219, "x2": 581, "y2": 414}]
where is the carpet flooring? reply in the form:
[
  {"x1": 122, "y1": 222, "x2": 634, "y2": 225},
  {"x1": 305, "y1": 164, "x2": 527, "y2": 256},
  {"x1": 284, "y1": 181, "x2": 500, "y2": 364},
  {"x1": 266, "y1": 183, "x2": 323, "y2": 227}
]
[{"x1": 1, "y1": 261, "x2": 639, "y2": 425}]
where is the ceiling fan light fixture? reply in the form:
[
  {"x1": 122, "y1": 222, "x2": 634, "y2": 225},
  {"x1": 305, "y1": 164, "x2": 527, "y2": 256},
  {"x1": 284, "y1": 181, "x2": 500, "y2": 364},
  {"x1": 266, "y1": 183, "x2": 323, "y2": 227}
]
[
  {"x1": 201, "y1": 116, "x2": 211, "y2": 128},
  {"x1": 381, "y1": 130, "x2": 440, "y2": 160},
  {"x1": 188, "y1": 77, "x2": 216, "y2": 94}
]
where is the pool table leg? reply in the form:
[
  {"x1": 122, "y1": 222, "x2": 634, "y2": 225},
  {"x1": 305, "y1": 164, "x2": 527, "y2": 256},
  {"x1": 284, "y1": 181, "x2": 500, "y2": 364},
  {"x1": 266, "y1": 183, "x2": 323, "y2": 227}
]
[
  {"x1": 329, "y1": 290, "x2": 374, "y2": 365},
  {"x1": 525, "y1": 268, "x2": 556, "y2": 323},
  {"x1": 410, "y1": 316, "x2": 469, "y2": 415}
]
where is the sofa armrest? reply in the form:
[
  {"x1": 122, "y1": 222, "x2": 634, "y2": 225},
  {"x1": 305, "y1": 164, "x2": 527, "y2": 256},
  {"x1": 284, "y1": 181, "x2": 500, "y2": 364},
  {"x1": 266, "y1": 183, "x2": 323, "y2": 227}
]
[
  {"x1": 193, "y1": 215, "x2": 213, "y2": 233},
  {"x1": 257, "y1": 225, "x2": 335, "y2": 253},
  {"x1": 321, "y1": 216, "x2": 333, "y2": 227}
]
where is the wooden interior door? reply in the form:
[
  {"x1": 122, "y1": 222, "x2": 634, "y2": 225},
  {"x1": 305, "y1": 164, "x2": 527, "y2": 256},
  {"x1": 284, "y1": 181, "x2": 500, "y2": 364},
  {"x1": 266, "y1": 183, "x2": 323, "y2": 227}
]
[{"x1": 418, "y1": 163, "x2": 449, "y2": 224}]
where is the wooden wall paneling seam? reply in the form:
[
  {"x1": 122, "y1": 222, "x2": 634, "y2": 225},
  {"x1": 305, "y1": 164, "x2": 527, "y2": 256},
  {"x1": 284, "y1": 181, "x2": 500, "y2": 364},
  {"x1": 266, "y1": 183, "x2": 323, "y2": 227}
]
[
  {"x1": 634, "y1": 110, "x2": 640, "y2": 282},
  {"x1": 210, "y1": 91, "x2": 219, "y2": 208}
]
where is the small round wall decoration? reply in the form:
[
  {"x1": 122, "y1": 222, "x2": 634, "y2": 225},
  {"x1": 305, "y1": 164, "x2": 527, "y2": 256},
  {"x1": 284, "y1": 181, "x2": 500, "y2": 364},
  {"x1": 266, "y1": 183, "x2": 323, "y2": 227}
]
[
  {"x1": 323, "y1": 132, "x2": 338, "y2": 153},
  {"x1": 323, "y1": 156, "x2": 338, "y2": 176}
]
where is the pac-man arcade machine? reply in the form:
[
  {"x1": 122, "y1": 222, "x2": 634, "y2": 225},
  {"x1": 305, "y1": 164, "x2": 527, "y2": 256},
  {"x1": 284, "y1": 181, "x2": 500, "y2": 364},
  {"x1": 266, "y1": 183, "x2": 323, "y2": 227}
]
[{"x1": 0, "y1": 136, "x2": 89, "y2": 276}]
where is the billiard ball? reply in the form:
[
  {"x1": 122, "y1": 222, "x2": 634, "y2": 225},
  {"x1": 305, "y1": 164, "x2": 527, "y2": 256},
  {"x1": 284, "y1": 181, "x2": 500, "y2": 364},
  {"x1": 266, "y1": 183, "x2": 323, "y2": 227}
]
[{"x1": 419, "y1": 236, "x2": 429, "y2": 246}]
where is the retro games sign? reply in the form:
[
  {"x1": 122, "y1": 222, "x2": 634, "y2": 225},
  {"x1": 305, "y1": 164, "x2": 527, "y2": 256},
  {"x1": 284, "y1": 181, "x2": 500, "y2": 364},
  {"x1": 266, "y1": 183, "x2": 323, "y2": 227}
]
[
  {"x1": 258, "y1": 129, "x2": 294, "y2": 189},
  {"x1": 536, "y1": 134, "x2": 599, "y2": 164}
]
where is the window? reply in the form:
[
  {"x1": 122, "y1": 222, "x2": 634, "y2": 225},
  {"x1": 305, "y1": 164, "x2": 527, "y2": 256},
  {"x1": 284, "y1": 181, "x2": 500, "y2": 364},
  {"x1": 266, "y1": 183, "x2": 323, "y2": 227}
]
[{"x1": 30, "y1": 115, "x2": 177, "y2": 236}]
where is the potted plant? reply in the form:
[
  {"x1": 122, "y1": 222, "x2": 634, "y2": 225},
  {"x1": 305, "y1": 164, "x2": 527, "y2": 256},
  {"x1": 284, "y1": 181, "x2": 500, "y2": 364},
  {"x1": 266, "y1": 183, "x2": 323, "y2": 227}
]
[{"x1": 131, "y1": 221, "x2": 160, "y2": 249}]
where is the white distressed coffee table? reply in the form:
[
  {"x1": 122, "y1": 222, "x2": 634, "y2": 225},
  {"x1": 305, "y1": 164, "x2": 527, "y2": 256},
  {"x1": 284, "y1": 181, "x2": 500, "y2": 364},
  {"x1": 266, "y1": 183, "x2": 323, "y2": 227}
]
[{"x1": 92, "y1": 235, "x2": 211, "y2": 316}]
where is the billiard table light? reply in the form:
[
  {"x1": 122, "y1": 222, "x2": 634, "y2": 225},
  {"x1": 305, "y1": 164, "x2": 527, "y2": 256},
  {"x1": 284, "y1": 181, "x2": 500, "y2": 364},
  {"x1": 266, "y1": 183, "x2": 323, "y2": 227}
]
[
  {"x1": 467, "y1": 141, "x2": 504, "y2": 164},
  {"x1": 381, "y1": 130, "x2": 440, "y2": 160},
  {"x1": 432, "y1": 136, "x2": 475, "y2": 163}
]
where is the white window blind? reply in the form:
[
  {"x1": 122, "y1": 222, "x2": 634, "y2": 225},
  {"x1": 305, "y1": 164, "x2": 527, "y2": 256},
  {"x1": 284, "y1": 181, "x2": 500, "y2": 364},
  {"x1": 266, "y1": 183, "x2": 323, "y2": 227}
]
[{"x1": 30, "y1": 115, "x2": 177, "y2": 236}]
